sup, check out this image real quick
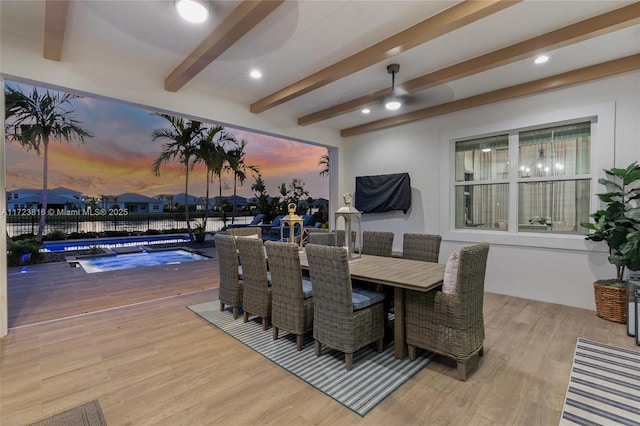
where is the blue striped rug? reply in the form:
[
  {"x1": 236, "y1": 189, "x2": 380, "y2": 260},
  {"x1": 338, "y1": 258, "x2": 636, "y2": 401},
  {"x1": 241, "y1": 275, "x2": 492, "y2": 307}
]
[
  {"x1": 560, "y1": 337, "x2": 640, "y2": 425},
  {"x1": 188, "y1": 300, "x2": 433, "y2": 417}
]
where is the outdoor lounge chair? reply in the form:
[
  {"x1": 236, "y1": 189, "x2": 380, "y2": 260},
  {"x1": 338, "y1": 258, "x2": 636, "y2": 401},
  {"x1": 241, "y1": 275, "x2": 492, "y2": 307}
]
[{"x1": 226, "y1": 213, "x2": 265, "y2": 229}]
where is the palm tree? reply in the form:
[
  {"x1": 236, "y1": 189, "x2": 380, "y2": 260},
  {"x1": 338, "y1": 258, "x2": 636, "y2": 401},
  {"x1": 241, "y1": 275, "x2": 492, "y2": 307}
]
[
  {"x1": 319, "y1": 149, "x2": 330, "y2": 177},
  {"x1": 196, "y1": 126, "x2": 236, "y2": 229},
  {"x1": 151, "y1": 113, "x2": 205, "y2": 241},
  {"x1": 4, "y1": 86, "x2": 94, "y2": 242},
  {"x1": 225, "y1": 139, "x2": 260, "y2": 224}
]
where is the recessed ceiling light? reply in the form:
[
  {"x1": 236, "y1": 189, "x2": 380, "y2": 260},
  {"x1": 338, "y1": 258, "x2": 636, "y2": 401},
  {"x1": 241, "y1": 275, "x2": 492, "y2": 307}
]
[
  {"x1": 482, "y1": 148, "x2": 491, "y2": 153},
  {"x1": 249, "y1": 69, "x2": 262, "y2": 79},
  {"x1": 176, "y1": 0, "x2": 208, "y2": 24},
  {"x1": 362, "y1": 108, "x2": 370, "y2": 114},
  {"x1": 534, "y1": 55, "x2": 549, "y2": 64}
]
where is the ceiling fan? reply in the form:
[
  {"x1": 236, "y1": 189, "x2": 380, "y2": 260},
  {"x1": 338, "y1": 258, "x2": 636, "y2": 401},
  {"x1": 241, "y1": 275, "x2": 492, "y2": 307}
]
[{"x1": 384, "y1": 63, "x2": 407, "y2": 111}]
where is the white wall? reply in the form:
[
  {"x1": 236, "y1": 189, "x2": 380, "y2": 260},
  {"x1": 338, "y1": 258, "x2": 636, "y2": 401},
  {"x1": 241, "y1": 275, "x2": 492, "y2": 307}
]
[{"x1": 343, "y1": 72, "x2": 640, "y2": 311}]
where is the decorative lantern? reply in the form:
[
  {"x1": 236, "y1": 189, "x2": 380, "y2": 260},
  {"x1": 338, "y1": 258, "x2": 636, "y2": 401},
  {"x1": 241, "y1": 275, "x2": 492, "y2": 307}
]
[
  {"x1": 627, "y1": 279, "x2": 640, "y2": 336},
  {"x1": 280, "y1": 202, "x2": 304, "y2": 249},
  {"x1": 636, "y1": 290, "x2": 640, "y2": 346},
  {"x1": 334, "y1": 193, "x2": 361, "y2": 261}
]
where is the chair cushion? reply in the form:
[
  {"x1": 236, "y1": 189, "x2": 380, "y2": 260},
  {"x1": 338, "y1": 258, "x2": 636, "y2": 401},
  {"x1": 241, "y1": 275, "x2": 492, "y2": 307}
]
[
  {"x1": 442, "y1": 251, "x2": 459, "y2": 294},
  {"x1": 351, "y1": 288, "x2": 384, "y2": 311},
  {"x1": 302, "y1": 214, "x2": 314, "y2": 226},
  {"x1": 302, "y1": 278, "x2": 313, "y2": 299},
  {"x1": 235, "y1": 233, "x2": 260, "y2": 240}
]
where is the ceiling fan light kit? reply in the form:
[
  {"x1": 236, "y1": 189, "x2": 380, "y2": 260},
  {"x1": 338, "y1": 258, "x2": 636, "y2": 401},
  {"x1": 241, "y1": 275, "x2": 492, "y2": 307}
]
[
  {"x1": 175, "y1": 0, "x2": 209, "y2": 24},
  {"x1": 385, "y1": 63, "x2": 402, "y2": 111}
]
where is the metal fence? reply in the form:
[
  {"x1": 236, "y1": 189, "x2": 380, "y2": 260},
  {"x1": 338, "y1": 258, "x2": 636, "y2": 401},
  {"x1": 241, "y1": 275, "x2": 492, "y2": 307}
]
[{"x1": 5, "y1": 211, "x2": 255, "y2": 238}]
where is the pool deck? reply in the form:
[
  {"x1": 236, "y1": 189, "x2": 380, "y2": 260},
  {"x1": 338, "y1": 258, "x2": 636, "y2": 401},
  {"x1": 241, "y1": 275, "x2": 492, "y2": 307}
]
[{"x1": 7, "y1": 243, "x2": 219, "y2": 329}]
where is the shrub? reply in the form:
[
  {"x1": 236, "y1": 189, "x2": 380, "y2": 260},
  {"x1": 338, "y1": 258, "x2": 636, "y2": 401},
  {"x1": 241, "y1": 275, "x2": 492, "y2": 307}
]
[
  {"x1": 7, "y1": 239, "x2": 44, "y2": 266},
  {"x1": 88, "y1": 246, "x2": 103, "y2": 254},
  {"x1": 44, "y1": 229, "x2": 67, "y2": 241}
]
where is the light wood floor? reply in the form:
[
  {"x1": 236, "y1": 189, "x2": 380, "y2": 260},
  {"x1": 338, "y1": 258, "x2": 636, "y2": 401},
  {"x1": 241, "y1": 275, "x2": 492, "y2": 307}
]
[{"x1": 1, "y1": 256, "x2": 638, "y2": 425}]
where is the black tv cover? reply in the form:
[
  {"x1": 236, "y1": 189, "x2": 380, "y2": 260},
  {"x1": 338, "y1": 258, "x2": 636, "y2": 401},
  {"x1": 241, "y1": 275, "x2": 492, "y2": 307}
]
[{"x1": 355, "y1": 173, "x2": 411, "y2": 214}]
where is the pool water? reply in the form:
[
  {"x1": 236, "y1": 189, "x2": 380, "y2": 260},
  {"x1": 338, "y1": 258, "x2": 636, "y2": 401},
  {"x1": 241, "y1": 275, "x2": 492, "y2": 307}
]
[{"x1": 77, "y1": 249, "x2": 210, "y2": 273}]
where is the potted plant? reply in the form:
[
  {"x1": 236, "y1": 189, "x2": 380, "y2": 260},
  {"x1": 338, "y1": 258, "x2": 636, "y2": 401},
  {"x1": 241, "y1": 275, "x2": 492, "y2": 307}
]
[
  {"x1": 193, "y1": 222, "x2": 206, "y2": 243},
  {"x1": 582, "y1": 161, "x2": 640, "y2": 323}
]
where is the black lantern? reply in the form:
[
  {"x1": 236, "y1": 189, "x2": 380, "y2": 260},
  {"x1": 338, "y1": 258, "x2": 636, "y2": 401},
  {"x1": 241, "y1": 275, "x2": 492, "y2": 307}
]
[{"x1": 636, "y1": 290, "x2": 640, "y2": 346}]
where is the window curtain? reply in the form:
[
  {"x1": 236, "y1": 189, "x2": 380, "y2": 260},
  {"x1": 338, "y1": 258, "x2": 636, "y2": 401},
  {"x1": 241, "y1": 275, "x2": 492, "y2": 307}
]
[{"x1": 519, "y1": 122, "x2": 590, "y2": 229}]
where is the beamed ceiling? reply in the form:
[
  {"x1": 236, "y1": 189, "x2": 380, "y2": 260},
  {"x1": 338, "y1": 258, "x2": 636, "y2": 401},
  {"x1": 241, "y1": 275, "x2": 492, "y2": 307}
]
[{"x1": 2, "y1": 0, "x2": 639, "y2": 137}]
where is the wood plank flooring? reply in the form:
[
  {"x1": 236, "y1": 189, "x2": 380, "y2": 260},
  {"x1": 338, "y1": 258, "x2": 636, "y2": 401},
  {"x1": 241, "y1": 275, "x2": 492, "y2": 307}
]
[{"x1": 1, "y1": 252, "x2": 638, "y2": 425}]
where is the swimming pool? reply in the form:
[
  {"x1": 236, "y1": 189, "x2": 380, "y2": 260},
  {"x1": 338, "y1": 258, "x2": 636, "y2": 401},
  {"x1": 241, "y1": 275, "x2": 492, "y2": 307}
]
[
  {"x1": 43, "y1": 235, "x2": 191, "y2": 252},
  {"x1": 76, "y1": 249, "x2": 210, "y2": 273}
]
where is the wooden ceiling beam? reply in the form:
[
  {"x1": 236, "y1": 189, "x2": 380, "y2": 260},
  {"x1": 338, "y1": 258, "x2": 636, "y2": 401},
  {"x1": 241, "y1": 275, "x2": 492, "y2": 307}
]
[
  {"x1": 165, "y1": 0, "x2": 284, "y2": 92},
  {"x1": 43, "y1": 0, "x2": 70, "y2": 61},
  {"x1": 340, "y1": 54, "x2": 640, "y2": 137},
  {"x1": 300, "y1": 2, "x2": 640, "y2": 126},
  {"x1": 250, "y1": 0, "x2": 520, "y2": 114}
]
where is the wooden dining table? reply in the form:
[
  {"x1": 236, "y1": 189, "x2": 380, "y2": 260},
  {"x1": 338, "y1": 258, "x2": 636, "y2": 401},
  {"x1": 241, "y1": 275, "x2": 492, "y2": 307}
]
[{"x1": 299, "y1": 252, "x2": 445, "y2": 359}]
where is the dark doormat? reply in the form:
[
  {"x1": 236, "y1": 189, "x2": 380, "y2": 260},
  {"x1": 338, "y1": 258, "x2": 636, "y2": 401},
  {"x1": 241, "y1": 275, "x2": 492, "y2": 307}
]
[{"x1": 28, "y1": 400, "x2": 106, "y2": 426}]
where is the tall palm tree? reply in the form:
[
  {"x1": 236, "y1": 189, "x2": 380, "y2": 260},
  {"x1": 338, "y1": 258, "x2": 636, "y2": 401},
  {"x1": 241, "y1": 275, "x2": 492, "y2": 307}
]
[
  {"x1": 196, "y1": 126, "x2": 236, "y2": 229},
  {"x1": 151, "y1": 113, "x2": 205, "y2": 241},
  {"x1": 4, "y1": 86, "x2": 94, "y2": 242},
  {"x1": 225, "y1": 139, "x2": 260, "y2": 224},
  {"x1": 319, "y1": 150, "x2": 330, "y2": 177}
]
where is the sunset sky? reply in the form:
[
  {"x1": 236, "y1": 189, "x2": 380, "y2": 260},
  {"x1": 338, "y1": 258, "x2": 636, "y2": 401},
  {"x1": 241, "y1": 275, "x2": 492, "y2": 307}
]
[{"x1": 5, "y1": 81, "x2": 329, "y2": 201}]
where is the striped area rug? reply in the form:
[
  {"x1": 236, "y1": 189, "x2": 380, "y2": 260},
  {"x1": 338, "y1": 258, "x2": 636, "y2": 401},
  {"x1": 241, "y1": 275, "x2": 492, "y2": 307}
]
[
  {"x1": 560, "y1": 337, "x2": 640, "y2": 425},
  {"x1": 188, "y1": 300, "x2": 433, "y2": 417}
]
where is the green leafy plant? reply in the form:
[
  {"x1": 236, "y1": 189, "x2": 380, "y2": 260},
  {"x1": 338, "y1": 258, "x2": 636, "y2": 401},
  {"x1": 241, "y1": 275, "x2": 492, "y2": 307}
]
[
  {"x1": 7, "y1": 239, "x2": 44, "y2": 266},
  {"x1": 193, "y1": 222, "x2": 206, "y2": 243},
  {"x1": 582, "y1": 161, "x2": 640, "y2": 282},
  {"x1": 44, "y1": 229, "x2": 67, "y2": 241}
]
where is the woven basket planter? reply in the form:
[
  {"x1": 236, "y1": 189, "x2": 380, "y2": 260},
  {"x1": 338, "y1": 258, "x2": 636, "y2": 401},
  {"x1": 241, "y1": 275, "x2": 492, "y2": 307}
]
[{"x1": 593, "y1": 281, "x2": 627, "y2": 324}]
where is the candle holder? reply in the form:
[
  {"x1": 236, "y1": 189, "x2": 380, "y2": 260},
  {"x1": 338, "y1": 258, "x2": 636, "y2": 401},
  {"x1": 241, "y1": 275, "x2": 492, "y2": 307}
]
[
  {"x1": 334, "y1": 193, "x2": 361, "y2": 261},
  {"x1": 280, "y1": 203, "x2": 304, "y2": 250}
]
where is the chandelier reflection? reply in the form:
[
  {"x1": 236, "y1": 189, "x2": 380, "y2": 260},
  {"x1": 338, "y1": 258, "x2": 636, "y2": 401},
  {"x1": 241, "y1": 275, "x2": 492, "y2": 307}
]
[{"x1": 520, "y1": 145, "x2": 564, "y2": 178}]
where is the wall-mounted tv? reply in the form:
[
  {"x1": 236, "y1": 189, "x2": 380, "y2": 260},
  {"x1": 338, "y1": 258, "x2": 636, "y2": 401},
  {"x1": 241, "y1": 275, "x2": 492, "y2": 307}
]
[{"x1": 355, "y1": 172, "x2": 411, "y2": 214}]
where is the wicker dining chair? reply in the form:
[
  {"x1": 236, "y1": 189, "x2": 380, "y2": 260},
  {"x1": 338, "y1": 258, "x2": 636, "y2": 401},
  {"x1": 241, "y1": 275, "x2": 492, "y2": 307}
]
[
  {"x1": 402, "y1": 233, "x2": 442, "y2": 262},
  {"x1": 305, "y1": 244, "x2": 385, "y2": 371},
  {"x1": 236, "y1": 236, "x2": 272, "y2": 330},
  {"x1": 227, "y1": 227, "x2": 262, "y2": 239},
  {"x1": 404, "y1": 242, "x2": 490, "y2": 381},
  {"x1": 213, "y1": 233, "x2": 243, "y2": 319},
  {"x1": 264, "y1": 241, "x2": 314, "y2": 350},
  {"x1": 361, "y1": 231, "x2": 394, "y2": 257}
]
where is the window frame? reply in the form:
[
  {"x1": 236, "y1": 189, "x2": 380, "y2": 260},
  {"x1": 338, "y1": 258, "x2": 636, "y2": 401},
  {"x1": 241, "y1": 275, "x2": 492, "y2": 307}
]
[{"x1": 440, "y1": 101, "x2": 614, "y2": 251}]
